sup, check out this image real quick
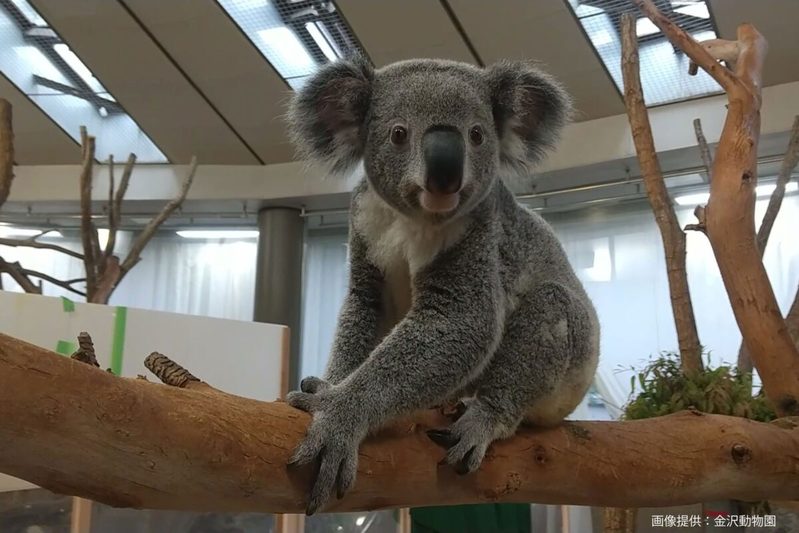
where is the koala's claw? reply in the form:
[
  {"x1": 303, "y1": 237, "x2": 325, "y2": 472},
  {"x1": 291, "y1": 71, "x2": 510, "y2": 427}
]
[{"x1": 427, "y1": 405, "x2": 499, "y2": 475}]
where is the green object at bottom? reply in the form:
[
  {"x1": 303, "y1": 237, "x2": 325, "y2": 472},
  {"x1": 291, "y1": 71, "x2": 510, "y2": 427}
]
[{"x1": 411, "y1": 503, "x2": 531, "y2": 533}]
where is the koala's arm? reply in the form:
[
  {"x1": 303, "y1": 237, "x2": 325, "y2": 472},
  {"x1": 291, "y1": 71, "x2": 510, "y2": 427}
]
[
  {"x1": 323, "y1": 229, "x2": 383, "y2": 384},
  {"x1": 335, "y1": 224, "x2": 501, "y2": 427}
]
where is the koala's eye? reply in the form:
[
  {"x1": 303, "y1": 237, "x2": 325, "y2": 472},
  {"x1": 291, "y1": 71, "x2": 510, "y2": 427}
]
[
  {"x1": 469, "y1": 125, "x2": 484, "y2": 146},
  {"x1": 390, "y1": 125, "x2": 408, "y2": 145}
]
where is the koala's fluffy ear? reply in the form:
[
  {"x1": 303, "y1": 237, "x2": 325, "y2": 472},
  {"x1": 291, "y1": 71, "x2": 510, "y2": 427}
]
[
  {"x1": 487, "y1": 61, "x2": 572, "y2": 175},
  {"x1": 287, "y1": 55, "x2": 374, "y2": 173}
]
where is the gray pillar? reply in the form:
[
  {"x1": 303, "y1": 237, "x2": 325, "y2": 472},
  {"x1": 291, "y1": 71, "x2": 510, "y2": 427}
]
[{"x1": 254, "y1": 207, "x2": 304, "y2": 390}]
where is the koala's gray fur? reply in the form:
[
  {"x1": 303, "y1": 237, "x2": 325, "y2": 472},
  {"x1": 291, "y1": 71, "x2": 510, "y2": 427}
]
[{"x1": 285, "y1": 56, "x2": 600, "y2": 515}]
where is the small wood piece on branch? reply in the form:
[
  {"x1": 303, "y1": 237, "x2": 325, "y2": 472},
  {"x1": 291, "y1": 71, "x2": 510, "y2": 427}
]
[
  {"x1": 0, "y1": 99, "x2": 13, "y2": 209},
  {"x1": 118, "y1": 157, "x2": 198, "y2": 280},
  {"x1": 71, "y1": 332, "x2": 99, "y2": 367},
  {"x1": 144, "y1": 351, "x2": 208, "y2": 392},
  {"x1": 693, "y1": 118, "x2": 713, "y2": 182},
  {"x1": 633, "y1": 0, "x2": 799, "y2": 416},
  {"x1": 620, "y1": 13, "x2": 703, "y2": 374},
  {"x1": 1, "y1": 333, "x2": 799, "y2": 513}
]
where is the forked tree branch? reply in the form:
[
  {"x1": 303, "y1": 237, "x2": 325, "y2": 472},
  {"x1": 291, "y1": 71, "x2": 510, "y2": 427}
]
[
  {"x1": 1, "y1": 333, "x2": 798, "y2": 513},
  {"x1": 103, "y1": 153, "x2": 136, "y2": 262},
  {"x1": 620, "y1": 13, "x2": 703, "y2": 374},
  {"x1": 118, "y1": 157, "x2": 197, "y2": 278},
  {"x1": 633, "y1": 0, "x2": 799, "y2": 415},
  {"x1": 78, "y1": 127, "x2": 99, "y2": 299},
  {"x1": 0, "y1": 257, "x2": 40, "y2": 294}
]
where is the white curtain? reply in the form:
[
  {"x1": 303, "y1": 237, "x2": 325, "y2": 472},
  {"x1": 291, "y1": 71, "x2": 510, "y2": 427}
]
[
  {"x1": 0, "y1": 232, "x2": 258, "y2": 321},
  {"x1": 299, "y1": 194, "x2": 799, "y2": 412}
]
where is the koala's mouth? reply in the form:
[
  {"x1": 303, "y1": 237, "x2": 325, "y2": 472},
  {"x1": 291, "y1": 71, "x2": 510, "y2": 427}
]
[{"x1": 419, "y1": 190, "x2": 460, "y2": 213}]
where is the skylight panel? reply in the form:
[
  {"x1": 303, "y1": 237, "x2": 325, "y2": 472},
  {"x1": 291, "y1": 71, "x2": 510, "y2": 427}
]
[
  {"x1": 217, "y1": 0, "x2": 365, "y2": 90},
  {"x1": 0, "y1": 0, "x2": 166, "y2": 162},
  {"x1": 567, "y1": 0, "x2": 722, "y2": 106}
]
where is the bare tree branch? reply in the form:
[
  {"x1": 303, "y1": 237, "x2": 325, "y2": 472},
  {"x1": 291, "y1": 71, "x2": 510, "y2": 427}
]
[
  {"x1": 738, "y1": 115, "x2": 799, "y2": 372},
  {"x1": 103, "y1": 153, "x2": 135, "y2": 262},
  {"x1": 78, "y1": 127, "x2": 98, "y2": 299},
  {"x1": 0, "y1": 99, "x2": 13, "y2": 209},
  {"x1": 693, "y1": 118, "x2": 713, "y2": 182},
  {"x1": 620, "y1": 13, "x2": 703, "y2": 374},
  {"x1": 634, "y1": 1, "x2": 799, "y2": 416},
  {"x1": 119, "y1": 157, "x2": 197, "y2": 277},
  {"x1": 0, "y1": 257, "x2": 40, "y2": 294},
  {"x1": 0, "y1": 236, "x2": 85, "y2": 261},
  {"x1": 2, "y1": 334, "x2": 799, "y2": 513}
]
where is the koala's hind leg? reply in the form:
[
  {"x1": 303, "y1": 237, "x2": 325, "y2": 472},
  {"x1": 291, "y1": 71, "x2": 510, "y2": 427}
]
[{"x1": 430, "y1": 282, "x2": 598, "y2": 474}]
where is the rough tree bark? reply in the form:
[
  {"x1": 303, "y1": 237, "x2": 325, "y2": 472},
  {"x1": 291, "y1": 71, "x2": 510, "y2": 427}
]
[
  {"x1": 619, "y1": 13, "x2": 703, "y2": 374},
  {"x1": 737, "y1": 116, "x2": 799, "y2": 373},
  {"x1": 633, "y1": 0, "x2": 799, "y2": 417},
  {"x1": 0, "y1": 333, "x2": 798, "y2": 513}
]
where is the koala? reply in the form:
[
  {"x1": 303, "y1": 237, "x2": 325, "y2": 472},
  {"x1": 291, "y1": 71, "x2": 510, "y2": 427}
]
[{"x1": 285, "y1": 56, "x2": 600, "y2": 515}]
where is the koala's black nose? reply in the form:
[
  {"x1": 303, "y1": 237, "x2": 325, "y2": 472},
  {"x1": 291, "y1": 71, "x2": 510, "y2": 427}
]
[{"x1": 423, "y1": 126, "x2": 464, "y2": 195}]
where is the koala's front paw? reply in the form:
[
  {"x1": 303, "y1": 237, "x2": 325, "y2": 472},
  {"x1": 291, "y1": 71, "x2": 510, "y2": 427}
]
[
  {"x1": 427, "y1": 402, "x2": 505, "y2": 475},
  {"x1": 299, "y1": 375, "x2": 332, "y2": 394},
  {"x1": 286, "y1": 388, "x2": 363, "y2": 515}
]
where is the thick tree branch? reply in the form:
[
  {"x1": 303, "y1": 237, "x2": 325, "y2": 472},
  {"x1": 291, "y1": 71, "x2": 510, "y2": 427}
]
[
  {"x1": 0, "y1": 99, "x2": 13, "y2": 208},
  {"x1": 0, "y1": 333, "x2": 798, "y2": 512},
  {"x1": 738, "y1": 115, "x2": 799, "y2": 372},
  {"x1": 634, "y1": 0, "x2": 799, "y2": 416},
  {"x1": 620, "y1": 14, "x2": 703, "y2": 374},
  {"x1": 118, "y1": 157, "x2": 197, "y2": 278}
]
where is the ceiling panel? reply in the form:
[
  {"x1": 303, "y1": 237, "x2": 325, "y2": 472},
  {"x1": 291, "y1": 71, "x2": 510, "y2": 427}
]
[
  {"x1": 709, "y1": 0, "x2": 799, "y2": 88},
  {"x1": 337, "y1": 0, "x2": 475, "y2": 66},
  {"x1": 449, "y1": 0, "x2": 625, "y2": 121},
  {"x1": 29, "y1": 0, "x2": 259, "y2": 164},
  {"x1": 0, "y1": 75, "x2": 77, "y2": 164},
  {"x1": 122, "y1": 0, "x2": 295, "y2": 165}
]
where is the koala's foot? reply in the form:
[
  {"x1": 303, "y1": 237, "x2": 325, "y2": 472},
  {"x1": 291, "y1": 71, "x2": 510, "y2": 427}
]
[
  {"x1": 299, "y1": 375, "x2": 332, "y2": 394},
  {"x1": 286, "y1": 384, "x2": 364, "y2": 515},
  {"x1": 427, "y1": 400, "x2": 518, "y2": 475}
]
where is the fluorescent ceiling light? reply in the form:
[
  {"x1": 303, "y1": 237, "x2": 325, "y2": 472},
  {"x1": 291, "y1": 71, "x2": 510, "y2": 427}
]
[
  {"x1": 9, "y1": 0, "x2": 45, "y2": 26},
  {"x1": 305, "y1": 21, "x2": 338, "y2": 62},
  {"x1": 636, "y1": 18, "x2": 660, "y2": 38},
  {"x1": 53, "y1": 43, "x2": 107, "y2": 95},
  {"x1": 257, "y1": 27, "x2": 316, "y2": 76},
  {"x1": 176, "y1": 230, "x2": 259, "y2": 239},
  {"x1": 674, "y1": 182, "x2": 798, "y2": 206},
  {"x1": 217, "y1": 0, "x2": 364, "y2": 89},
  {"x1": 0, "y1": 227, "x2": 63, "y2": 238}
]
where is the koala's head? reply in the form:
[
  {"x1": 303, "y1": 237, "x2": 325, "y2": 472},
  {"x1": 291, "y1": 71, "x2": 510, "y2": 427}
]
[{"x1": 288, "y1": 56, "x2": 571, "y2": 221}]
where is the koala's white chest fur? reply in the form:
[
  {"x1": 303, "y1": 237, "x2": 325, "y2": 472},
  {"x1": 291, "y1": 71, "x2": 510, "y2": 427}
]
[{"x1": 354, "y1": 188, "x2": 467, "y2": 334}]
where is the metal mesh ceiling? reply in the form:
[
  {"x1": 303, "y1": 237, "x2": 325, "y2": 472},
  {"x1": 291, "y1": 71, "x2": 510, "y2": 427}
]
[
  {"x1": 217, "y1": 0, "x2": 365, "y2": 90},
  {"x1": 0, "y1": 0, "x2": 167, "y2": 162},
  {"x1": 568, "y1": 0, "x2": 722, "y2": 106}
]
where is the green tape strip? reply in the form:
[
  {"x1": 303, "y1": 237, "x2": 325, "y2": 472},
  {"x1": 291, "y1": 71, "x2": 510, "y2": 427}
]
[
  {"x1": 109, "y1": 306, "x2": 127, "y2": 376},
  {"x1": 61, "y1": 296, "x2": 75, "y2": 312},
  {"x1": 55, "y1": 340, "x2": 76, "y2": 356}
]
